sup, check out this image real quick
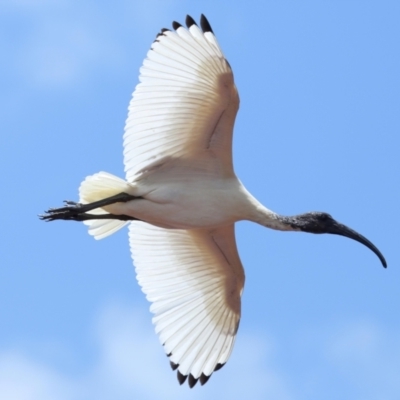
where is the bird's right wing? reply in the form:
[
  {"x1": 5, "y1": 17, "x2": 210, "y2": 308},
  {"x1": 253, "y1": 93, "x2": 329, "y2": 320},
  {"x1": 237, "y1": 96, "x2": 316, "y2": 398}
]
[
  {"x1": 123, "y1": 15, "x2": 239, "y2": 182},
  {"x1": 128, "y1": 222, "x2": 245, "y2": 387}
]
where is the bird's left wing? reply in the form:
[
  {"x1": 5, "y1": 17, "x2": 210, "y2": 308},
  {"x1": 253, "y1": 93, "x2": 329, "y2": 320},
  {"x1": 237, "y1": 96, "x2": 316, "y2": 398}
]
[
  {"x1": 123, "y1": 15, "x2": 239, "y2": 181},
  {"x1": 128, "y1": 222, "x2": 245, "y2": 387}
]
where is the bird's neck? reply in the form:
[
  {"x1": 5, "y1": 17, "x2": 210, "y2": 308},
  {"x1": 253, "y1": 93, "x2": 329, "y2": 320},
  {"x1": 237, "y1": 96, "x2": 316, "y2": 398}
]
[{"x1": 248, "y1": 199, "x2": 300, "y2": 232}]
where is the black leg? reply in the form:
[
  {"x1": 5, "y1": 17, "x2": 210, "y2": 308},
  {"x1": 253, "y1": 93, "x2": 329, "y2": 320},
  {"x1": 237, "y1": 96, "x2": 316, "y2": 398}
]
[
  {"x1": 50, "y1": 192, "x2": 137, "y2": 213},
  {"x1": 40, "y1": 192, "x2": 139, "y2": 222},
  {"x1": 40, "y1": 212, "x2": 139, "y2": 222}
]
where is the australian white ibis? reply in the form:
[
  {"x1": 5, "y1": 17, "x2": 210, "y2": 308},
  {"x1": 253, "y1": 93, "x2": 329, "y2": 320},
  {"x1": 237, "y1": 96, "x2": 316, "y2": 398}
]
[{"x1": 41, "y1": 15, "x2": 386, "y2": 388}]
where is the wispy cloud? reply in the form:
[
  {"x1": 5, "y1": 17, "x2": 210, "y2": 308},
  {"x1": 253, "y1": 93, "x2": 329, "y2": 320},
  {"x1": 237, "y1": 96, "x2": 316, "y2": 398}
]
[
  {"x1": 0, "y1": 352, "x2": 74, "y2": 400},
  {"x1": 2, "y1": 1, "x2": 126, "y2": 88},
  {"x1": 0, "y1": 301, "x2": 293, "y2": 400},
  {"x1": 324, "y1": 320, "x2": 400, "y2": 400},
  {"x1": 1, "y1": 301, "x2": 399, "y2": 400},
  {"x1": 1, "y1": 0, "x2": 236, "y2": 90}
]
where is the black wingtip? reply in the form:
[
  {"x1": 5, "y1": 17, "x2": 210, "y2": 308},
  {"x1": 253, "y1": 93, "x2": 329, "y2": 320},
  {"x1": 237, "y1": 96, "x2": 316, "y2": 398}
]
[
  {"x1": 214, "y1": 362, "x2": 225, "y2": 372},
  {"x1": 170, "y1": 361, "x2": 178, "y2": 371},
  {"x1": 188, "y1": 374, "x2": 198, "y2": 388},
  {"x1": 154, "y1": 31, "x2": 163, "y2": 41},
  {"x1": 199, "y1": 373, "x2": 211, "y2": 385},
  {"x1": 200, "y1": 14, "x2": 214, "y2": 34},
  {"x1": 172, "y1": 21, "x2": 182, "y2": 30},
  {"x1": 177, "y1": 371, "x2": 187, "y2": 385},
  {"x1": 185, "y1": 15, "x2": 197, "y2": 28}
]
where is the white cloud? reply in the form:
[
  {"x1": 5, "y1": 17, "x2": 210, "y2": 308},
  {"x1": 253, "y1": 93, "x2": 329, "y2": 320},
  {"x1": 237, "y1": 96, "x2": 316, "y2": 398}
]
[
  {"x1": 0, "y1": 352, "x2": 73, "y2": 400},
  {"x1": 2, "y1": 2, "x2": 125, "y2": 88},
  {"x1": 1, "y1": 0, "x2": 183, "y2": 89},
  {"x1": 0, "y1": 301, "x2": 293, "y2": 400},
  {"x1": 1, "y1": 301, "x2": 399, "y2": 400},
  {"x1": 327, "y1": 319, "x2": 382, "y2": 362},
  {"x1": 324, "y1": 320, "x2": 400, "y2": 400}
]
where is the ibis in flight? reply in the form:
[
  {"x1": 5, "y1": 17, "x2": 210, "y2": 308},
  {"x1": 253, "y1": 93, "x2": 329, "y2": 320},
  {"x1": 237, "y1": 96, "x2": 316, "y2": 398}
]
[{"x1": 41, "y1": 15, "x2": 386, "y2": 388}]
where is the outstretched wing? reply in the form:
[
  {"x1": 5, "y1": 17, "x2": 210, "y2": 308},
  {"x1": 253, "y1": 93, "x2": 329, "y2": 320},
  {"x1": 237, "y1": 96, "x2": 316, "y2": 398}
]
[
  {"x1": 128, "y1": 222, "x2": 245, "y2": 387},
  {"x1": 123, "y1": 15, "x2": 239, "y2": 181}
]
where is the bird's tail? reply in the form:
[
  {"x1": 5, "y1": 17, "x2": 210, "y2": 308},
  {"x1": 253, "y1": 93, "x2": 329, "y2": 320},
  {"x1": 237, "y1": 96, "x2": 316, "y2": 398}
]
[{"x1": 79, "y1": 171, "x2": 132, "y2": 240}]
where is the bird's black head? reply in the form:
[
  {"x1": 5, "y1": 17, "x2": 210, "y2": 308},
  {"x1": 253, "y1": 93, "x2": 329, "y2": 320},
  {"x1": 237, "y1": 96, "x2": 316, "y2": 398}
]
[
  {"x1": 288, "y1": 211, "x2": 336, "y2": 233},
  {"x1": 287, "y1": 211, "x2": 387, "y2": 268}
]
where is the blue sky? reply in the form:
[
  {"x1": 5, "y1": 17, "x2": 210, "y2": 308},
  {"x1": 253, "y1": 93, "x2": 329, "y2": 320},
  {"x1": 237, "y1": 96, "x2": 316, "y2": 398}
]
[{"x1": 1, "y1": 1, "x2": 399, "y2": 399}]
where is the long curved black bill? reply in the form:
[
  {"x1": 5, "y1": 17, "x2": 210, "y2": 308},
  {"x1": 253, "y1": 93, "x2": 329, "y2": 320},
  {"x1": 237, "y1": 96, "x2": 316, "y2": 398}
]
[{"x1": 328, "y1": 222, "x2": 387, "y2": 268}]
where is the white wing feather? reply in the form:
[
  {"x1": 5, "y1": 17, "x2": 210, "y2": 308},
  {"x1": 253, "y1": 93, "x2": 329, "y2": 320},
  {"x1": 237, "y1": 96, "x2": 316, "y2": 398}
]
[
  {"x1": 123, "y1": 20, "x2": 239, "y2": 182},
  {"x1": 129, "y1": 222, "x2": 244, "y2": 384}
]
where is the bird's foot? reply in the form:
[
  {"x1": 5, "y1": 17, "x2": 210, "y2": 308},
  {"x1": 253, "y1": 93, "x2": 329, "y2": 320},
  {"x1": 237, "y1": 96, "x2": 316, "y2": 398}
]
[
  {"x1": 40, "y1": 192, "x2": 138, "y2": 222},
  {"x1": 39, "y1": 200, "x2": 89, "y2": 221}
]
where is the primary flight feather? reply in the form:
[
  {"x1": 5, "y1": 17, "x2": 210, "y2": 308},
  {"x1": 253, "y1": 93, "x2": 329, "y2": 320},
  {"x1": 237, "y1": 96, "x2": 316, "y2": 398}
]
[{"x1": 41, "y1": 14, "x2": 386, "y2": 388}]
